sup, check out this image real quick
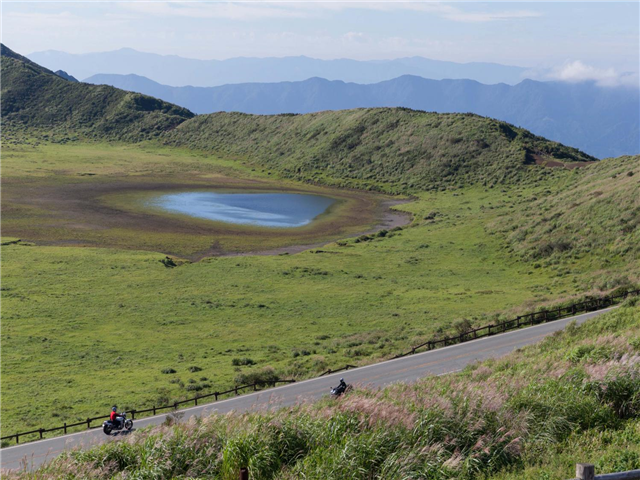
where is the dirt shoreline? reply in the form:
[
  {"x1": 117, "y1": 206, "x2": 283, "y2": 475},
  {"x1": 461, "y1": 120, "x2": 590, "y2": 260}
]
[
  {"x1": 2, "y1": 175, "x2": 414, "y2": 260},
  {"x1": 212, "y1": 198, "x2": 414, "y2": 259}
]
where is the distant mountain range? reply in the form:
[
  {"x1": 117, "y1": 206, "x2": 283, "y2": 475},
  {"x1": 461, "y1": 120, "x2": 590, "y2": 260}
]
[
  {"x1": 28, "y1": 48, "x2": 530, "y2": 87},
  {"x1": 85, "y1": 73, "x2": 639, "y2": 158}
]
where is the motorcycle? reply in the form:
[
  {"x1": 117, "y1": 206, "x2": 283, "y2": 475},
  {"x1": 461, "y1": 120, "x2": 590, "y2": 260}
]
[
  {"x1": 103, "y1": 412, "x2": 133, "y2": 435},
  {"x1": 330, "y1": 383, "x2": 352, "y2": 397}
]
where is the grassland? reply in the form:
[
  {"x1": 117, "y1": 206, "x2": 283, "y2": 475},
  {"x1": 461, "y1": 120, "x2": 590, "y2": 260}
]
[
  {"x1": 3, "y1": 141, "x2": 637, "y2": 440},
  {"x1": 9, "y1": 301, "x2": 640, "y2": 479}
]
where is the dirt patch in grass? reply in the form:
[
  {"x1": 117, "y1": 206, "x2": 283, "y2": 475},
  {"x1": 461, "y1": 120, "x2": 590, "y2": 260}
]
[
  {"x1": 532, "y1": 154, "x2": 591, "y2": 169},
  {"x1": 1, "y1": 175, "x2": 410, "y2": 259}
]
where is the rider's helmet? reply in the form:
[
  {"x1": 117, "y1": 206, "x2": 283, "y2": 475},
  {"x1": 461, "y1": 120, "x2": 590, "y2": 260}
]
[
  {"x1": 112, "y1": 406, "x2": 117, "y2": 412},
  {"x1": 340, "y1": 378, "x2": 344, "y2": 382}
]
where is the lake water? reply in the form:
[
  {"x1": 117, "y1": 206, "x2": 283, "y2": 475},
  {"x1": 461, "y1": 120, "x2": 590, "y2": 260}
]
[{"x1": 151, "y1": 192, "x2": 336, "y2": 228}]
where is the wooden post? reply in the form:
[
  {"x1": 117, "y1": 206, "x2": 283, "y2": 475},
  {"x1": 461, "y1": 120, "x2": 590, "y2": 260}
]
[
  {"x1": 235, "y1": 386, "x2": 238, "y2": 395},
  {"x1": 87, "y1": 418, "x2": 91, "y2": 429},
  {"x1": 195, "y1": 397, "x2": 198, "y2": 406},
  {"x1": 215, "y1": 392, "x2": 219, "y2": 401},
  {"x1": 153, "y1": 406, "x2": 156, "y2": 415},
  {"x1": 39, "y1": 428, "x2": 44, "y2": 439},
  {"x1": 64, "y1": 423, "x2": 67, "y2": 434},
  {"x1": 15, "y1": 434, "x2": 19, "y2": 444},
  {"x1": 239, "y1": 467, "x2": 249, "y2": 480},
  {"x1": 576, "y1": 463, "x2": 595, "y2": 480}
]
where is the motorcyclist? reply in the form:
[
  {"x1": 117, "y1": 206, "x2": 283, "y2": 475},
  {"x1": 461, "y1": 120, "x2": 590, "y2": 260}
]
[
  {"x1": 110, "y1": 406, "x2": 123, "y2": 428},
  {"x1": 338, "y1": 378, "x2": 347, "y2": 394}
]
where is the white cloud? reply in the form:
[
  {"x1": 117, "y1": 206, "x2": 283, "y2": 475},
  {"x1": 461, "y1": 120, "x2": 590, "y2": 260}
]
[
  {"x1": 439, "y1": 8, "x2": 542, "y2": 23},
  {"x1": 548, "y1": 60, "x2": 639, "y2": 87},
  {"x1": 118, "y1": 2, "x2": 540, "y2": 24},
  {"x1": 121, "y1": 2, "x2": 308, "y2": 21},
  {"x1": 342, "y1": 32, "x2": 371, "y2": 44}
]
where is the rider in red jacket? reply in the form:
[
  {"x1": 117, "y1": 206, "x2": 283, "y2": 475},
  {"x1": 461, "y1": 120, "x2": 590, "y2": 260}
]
[{"x1": 110, "y1": 406, "x2": 122, "y2": 427}]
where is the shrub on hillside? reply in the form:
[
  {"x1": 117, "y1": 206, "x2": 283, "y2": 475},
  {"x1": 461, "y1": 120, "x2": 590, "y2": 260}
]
[
  {"x1": 231, "y1": 358, "x2": 255, "y2": 366},
  {"x1": 234, "y1": 366, "x2": 280, "y2": 387}
]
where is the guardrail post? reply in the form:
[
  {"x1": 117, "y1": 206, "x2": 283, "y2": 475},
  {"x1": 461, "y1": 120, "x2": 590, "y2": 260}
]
[
  {"x1": 576, "y1": 463, "x2": 594, "y2": 480},
  {"x1": 195, "y1": 397, "x2": 198, "y2": 406},
  {"x1": 86, "y1": 418, "x2": 91, "y2": 429},
  {"x1": 64, "y1": 422, "x2": 67, "y2": 434},
  {"x1": 235, "y1": 386, "x2": 238, "y2": 395},
  {"x1": 15, "y1": 434, "x2": 19, "y2": 444},
  {"x1": 254, "y1": 383, "x2": 257, "y2": 391},
  {"x1": 240, "y1": 467, "x2": 249, "y2": 480},
  {"x1": 153, "y1": 406, "x2": 156, "y2": 415},
  {"x1": 39, "y1": 428, "x2": 44, "y2": 439}
]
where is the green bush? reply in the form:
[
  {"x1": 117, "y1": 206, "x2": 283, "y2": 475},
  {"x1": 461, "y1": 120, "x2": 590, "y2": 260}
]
[{"x1": 231, "y1": 358, "x2": 256, "y2": 366}]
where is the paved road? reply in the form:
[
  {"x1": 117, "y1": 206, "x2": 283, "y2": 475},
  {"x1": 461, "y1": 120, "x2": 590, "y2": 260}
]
[{"x1": 0, "y1": 307, "x2": 616, "y2": 472}]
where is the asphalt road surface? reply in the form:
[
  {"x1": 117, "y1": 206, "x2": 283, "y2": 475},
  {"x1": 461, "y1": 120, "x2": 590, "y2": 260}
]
[{"x1": 1, "y1": 306, "x2": 616, "y2": 472}]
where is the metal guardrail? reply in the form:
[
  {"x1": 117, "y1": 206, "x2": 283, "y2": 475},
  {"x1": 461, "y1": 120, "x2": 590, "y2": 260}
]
[
  {"x1": 323, "y1": 289, "x2": 639, "y2": 384},
  {"x1": 572, "y1": 463, "x2": 640, "y2": 480},
  {"x1": 391, "y1": 288, "x2": 639, "y2": 360},
  {"x1": 1, "y1": 380, "x2": 295, "y2": 444},
  {"x1": 2, "y1": 288, "x2": 638, "y2": 446}
]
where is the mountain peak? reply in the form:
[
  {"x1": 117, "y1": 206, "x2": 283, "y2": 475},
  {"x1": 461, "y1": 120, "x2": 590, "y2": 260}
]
[{"x1": 54, "y1": 70, "x2": 78, "y2": 82}]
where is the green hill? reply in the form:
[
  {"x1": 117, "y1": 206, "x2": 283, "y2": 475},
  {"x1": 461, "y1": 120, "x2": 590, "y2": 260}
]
[
  {"x1": 493, "y1": 154, "x2": 640, "y2": 290},
  {"x1": 164, "y1": 109, "x2": 595, "y2": 192},
  {"x1": 2, "y1": 44, "x2": 594, "y2": 192},
  {"x1": 1, "y1": 45, "x2": 193, "y2": 142}
]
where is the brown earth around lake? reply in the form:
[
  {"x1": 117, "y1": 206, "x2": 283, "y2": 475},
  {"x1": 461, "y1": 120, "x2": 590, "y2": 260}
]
[{"x1": 1, "y1": 174, "x2": 412, "y2": 260}]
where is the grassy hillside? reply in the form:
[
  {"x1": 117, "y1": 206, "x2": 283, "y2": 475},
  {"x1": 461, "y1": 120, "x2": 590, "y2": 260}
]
[
  {"x1": 164, "y1": 109, "x2": 595, "y2": 193},
  {"x1": 11, "y1": 302, "x2": 640, "y2": 479},
  {"x1": 1, "y1": 45, "x2": 193, "y2": 142},
  {"x1": 492, "y1": 154, "x2": 640, "y2": 291}
]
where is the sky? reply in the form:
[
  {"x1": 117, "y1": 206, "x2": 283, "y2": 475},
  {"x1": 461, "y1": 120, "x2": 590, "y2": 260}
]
[{"x1": 2, "y1": 1, "x2": 639, "y2": 81}]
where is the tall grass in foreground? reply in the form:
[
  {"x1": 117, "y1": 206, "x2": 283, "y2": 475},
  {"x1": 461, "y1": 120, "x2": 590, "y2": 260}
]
[{"x1": 10, "y1": 303, "x2": 640, "y2": 479}]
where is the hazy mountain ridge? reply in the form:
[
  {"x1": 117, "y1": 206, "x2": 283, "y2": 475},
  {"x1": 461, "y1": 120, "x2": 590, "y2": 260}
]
[
  {"x1": 86, "y1": 73, "x2": 639, "y2": 158},
  {"x1": 28, "y1": 48, "x2": 529, "y2": 87}
]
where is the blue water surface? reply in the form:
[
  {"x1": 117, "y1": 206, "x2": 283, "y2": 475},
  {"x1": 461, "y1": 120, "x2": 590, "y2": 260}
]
[{"x1": 151, "y1": 192, "x2": 336, "y2": 228}]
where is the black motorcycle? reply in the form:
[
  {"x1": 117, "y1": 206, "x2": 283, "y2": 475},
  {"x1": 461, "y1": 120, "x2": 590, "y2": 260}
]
[
  {"x1": 330, "y1": 383, "x2": 352, "y2": 397},
  {"x1": 103, "y1": 412, "x2": 133, "y2": 435}
]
